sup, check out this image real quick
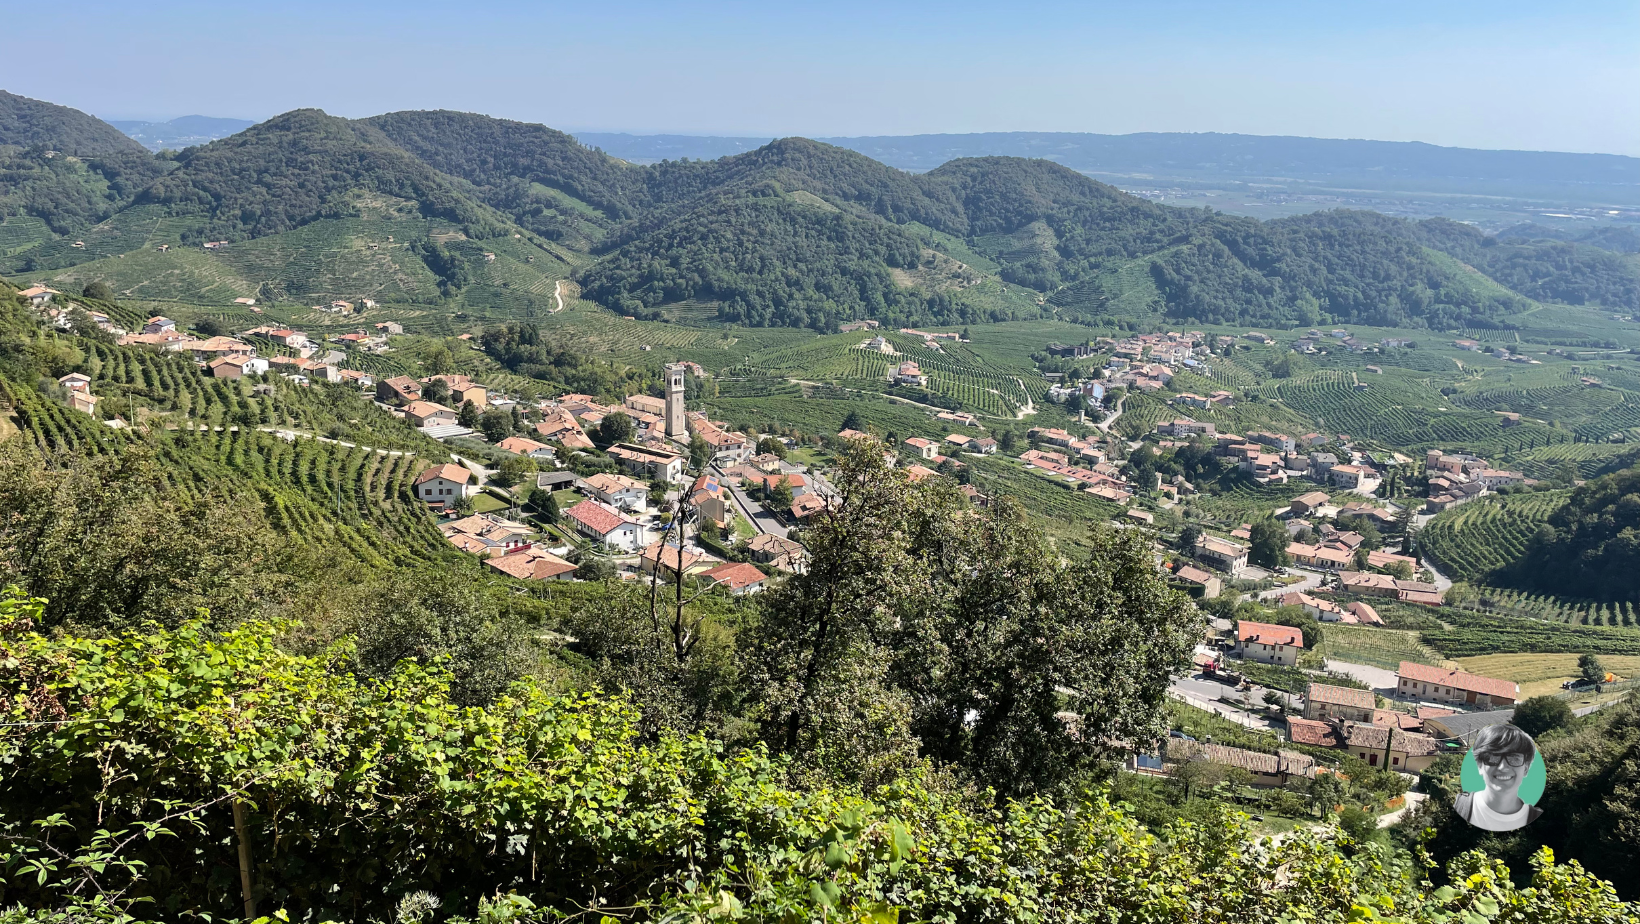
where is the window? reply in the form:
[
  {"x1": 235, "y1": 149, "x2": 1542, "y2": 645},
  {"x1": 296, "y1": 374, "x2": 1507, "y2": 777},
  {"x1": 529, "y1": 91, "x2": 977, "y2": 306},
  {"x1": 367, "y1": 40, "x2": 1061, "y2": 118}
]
[{"x1": 1392, "y1": 757, "x2": 1400, "y2": 765}]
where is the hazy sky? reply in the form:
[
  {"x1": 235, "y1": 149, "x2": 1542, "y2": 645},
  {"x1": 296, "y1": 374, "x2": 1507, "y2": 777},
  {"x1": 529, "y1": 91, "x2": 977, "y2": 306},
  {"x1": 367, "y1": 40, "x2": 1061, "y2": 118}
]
[{"x1": 6, "y1": 0, "x2": 1637, "y2": 155}]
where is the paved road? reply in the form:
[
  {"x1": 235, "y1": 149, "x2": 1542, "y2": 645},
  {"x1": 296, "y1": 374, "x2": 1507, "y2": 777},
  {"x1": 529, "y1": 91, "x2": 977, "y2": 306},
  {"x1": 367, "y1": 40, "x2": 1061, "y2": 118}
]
[
  {"x1": 1095, "y1": 393, "x2": 1127, "y2": 433},
  {"x1": 715, "y1": 466, "x2": 789, "y2": 538},
  {"x1": 1324, "y1": 659, "x2": 1401, "y2": 693},
  {"x1": 1257, "y1": 567, "x2": 1324, "y2": 602}
]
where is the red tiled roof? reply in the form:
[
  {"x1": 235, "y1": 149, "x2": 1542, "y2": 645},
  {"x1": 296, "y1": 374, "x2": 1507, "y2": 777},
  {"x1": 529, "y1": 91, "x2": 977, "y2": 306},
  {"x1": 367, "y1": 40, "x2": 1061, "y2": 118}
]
[
  {"x1": 1396, "y1": 662, "x2": 1516, "y2": 700},
  {"x1": 1306, "y1": 682, "x2": 1374, "y2": 709},
  {"x1": 565, "y1": 499, "x2": 632, "y2": 536},
  {"x1": 1285, "y1": 717, "x2": 1340, "y2": 748},
  {"x1": 485, "y1": 548, "x2": 575, "y2": 580},
  {"x1": 414, "y1": 463, "x2": 470, "y2": 486},
  {"x1": 1237, "y1": 620, "x2": 1303, "y2": 648},
  {"x1": 700, "y1": 561, "x2": 767, "y2": 590}
]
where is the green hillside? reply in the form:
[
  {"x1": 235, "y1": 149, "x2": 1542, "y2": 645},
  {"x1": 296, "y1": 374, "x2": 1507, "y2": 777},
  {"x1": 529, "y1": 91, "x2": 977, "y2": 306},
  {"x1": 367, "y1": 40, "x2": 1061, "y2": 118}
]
[{"x1": 0, "y1": 90, "x2": 148, "y2": 155}]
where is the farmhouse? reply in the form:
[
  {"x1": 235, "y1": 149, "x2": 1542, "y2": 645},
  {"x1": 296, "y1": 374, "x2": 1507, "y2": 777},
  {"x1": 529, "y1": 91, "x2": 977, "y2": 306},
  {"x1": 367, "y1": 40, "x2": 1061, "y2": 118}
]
[
  {"x1": 495, "y1": 435, "x2": 556, "y2": 461},
  {"x1": 413, "y1": 463, "x2": 471, "y2": 503},
  {"x1": 607, "y1": 442, "x2": 687, "y2": 483},
  {"x1": 1303, "y1": 683, "x2": 1376, "y2": 723},
  {"x1": 1193, "y1": 535, "x2": 1248, "y2": 573},
  {"x1": 484, "y1": 547, "x2": 577, "y2": 581},
  {"x1": 1173, "y1": 565, "x2": 1221, "y2": 599},
  {"x1": 564, "y1": 499, "x2": 647, "y2": 551},
  {"x1": 1396, "y1": 662, "x2": 1518, "y2": 708},
  {"x1": 1234, "y1": 620, "x2": 1303, "y2": 666},
  {"x1": 583, "y1": 472, "x2": 648, "y2": 511},
  {"x1": 699, "y1": 561, "x2": 770, "y2": 596},
  {"x1": 404, "y1": 401, "x2": 458, "y2": 428}
]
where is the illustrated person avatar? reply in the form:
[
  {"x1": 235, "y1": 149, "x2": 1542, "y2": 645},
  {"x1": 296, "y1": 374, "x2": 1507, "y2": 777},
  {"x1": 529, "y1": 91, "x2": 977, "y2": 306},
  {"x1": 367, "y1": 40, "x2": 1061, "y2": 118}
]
[{"x1": 1455, "y1": 723, "x2": 1545, "y2": 832}]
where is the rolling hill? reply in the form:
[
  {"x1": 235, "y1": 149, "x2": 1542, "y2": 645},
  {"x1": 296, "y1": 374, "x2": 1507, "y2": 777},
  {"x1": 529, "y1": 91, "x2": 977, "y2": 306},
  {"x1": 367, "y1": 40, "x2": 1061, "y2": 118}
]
[
  {"x1": 3, "y1": 96, "x2": 1638, "y2": 330},
  {"x1": 0, "y1": 90, "x2": 149, "y2": 155}
]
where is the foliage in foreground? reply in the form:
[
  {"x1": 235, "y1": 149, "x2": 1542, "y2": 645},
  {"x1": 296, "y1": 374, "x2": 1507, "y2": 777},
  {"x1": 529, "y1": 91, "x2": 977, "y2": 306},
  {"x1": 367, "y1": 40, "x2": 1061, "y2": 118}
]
[{"x1": 1, "y1": 591, "x2": 1636, "y2": 923}]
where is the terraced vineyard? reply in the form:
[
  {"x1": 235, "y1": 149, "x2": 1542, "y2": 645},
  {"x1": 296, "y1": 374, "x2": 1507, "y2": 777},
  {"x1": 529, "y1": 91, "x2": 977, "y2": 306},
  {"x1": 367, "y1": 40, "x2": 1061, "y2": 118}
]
[
  {"x1": 1270, "y1": 370, "x2": 1569, "y2": 451},
  {"x1": 1316, "y1": 624, "x2": 1442, "y2": 669},
  {"x1": 1423, "y1": 608, "x2": 1640, "y2": 658},
  {"x1": 3, "y1": 351, "x2": 450, "y2": 569},
  {"x1": 1458, "y1": 588, "x2": 1640, "y2": 629},
  {"x1": 1418, "y1": 489, "x2": 1568, "y2": 583},
  {"x1": 1508, "y1": 442, "x2": 1634, "y2": 479}
]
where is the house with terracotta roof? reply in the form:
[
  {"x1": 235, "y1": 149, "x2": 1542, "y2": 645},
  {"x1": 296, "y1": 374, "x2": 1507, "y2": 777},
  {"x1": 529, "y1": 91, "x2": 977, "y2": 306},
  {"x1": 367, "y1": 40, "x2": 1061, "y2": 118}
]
[
  {"x1": 1174, "y1": 565, "x2": 1221, "y2": 599},
  {"x1": 1284, "y1": 717, "x2": 1341, "y2": 748},
  {"x1": 583, "y1": 472, "x2": 648, "y2": 511},
  {"x1": 607, "y1": 442, "x2": 686, "y2": 483},
  {"x1": 1346, "y1": 601, "x2": 1384, "y2": 626},
  {"x1": 1193, "y1": 535, "x2": 1248, "y2": 573},
  {"x1": 1339, "y1": 571, "x2": 1443, "y2": 604},
  {"x1": 1234, "y1": 620, "x2": 1303, "y2": 666},
  {"x1": 1339, "y1": 722, "x2": 1440, "y2": 771},
  {"x1": 903, "y1": 437, "x2": 939, "y2": 460},
  {"x1": 564, "y1": 499, "x2": 647, "y2": 550},
  {"x1": 1396, "y1": 662, "x2": 1517, "y2": 708},
  {"x1": 747, "y1": 533, "x2": 807, "y2": 573},
  {"x1": 58, "y1": 373, "x2": 91, "y2": 393},
  {"x1": 485, "y1": 546, "x2": 576, "y2": 581},
  {"x1": 496, "y1": 435, "x2": 556, "y2": 461},
  {"x1": 1163, "y1": 738, "x2": 1316, "y2": 787},
  {"x1": 789, "y1": 493, "x2": 829, "y2": 521},
  {"x1": 903, "y1": 464, "x2": 938, "y2": 484},
  {"x1": 404, "y1": 401, "x2": 458, "y2": 428},
  {"x1": 700, "y1": 561, "x2": 769, "y2": 596},
  {"x1": 1289, "y1": 491, "x2": 1331, "y2": 516},
  {"x1": 422, "y1": 374, "x2": 487, "y2": 408},
  {"x1": 1303, "y1": 683, "x2": 1376, "y2": 723},
  {"x1": 623, "y1": 393, "x2": 667, "y2": 417},
  {"x1": 379, "y1": 376, "x2": 422, "y2": 405},
  {"x1": 440, "y1": 513, "x2": 532, "y2": 556},
  {"x1": 640, "y1": 540, "x2": 718, "y2": 580},
  {"x1": 142, "y1": 315, "x2": 175, "y2": 333},
  {"x1": 1280, "y1": 591, "x2": 1346, "y2": 621},
  {"x1": 414, "y1": 464, "x2": 472, "y2": 503},
  {"x1": 836, "y1": 428, "x2": 872, "y2": 441}
]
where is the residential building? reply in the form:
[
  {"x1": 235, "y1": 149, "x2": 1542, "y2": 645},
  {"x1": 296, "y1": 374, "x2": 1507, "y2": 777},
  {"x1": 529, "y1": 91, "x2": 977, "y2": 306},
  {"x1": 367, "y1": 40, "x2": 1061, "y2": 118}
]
[
  {"x1": 748, "y1": 533, "x2": 807, "y2": 573},
  {"x1": 207, "y1": 354, "x2": 269, "y2": 378},
  {"x1": 1280, "y1": 590, "x2": 1347, "y2": 620},
  {"x1": 1174, "y1": 565, "x2": 1221, "y2": 599},
  {"x1": 640, "y1": 540, "x2": 718, "y2": 580},
  {"x1": 1338, "y1": 722, "x2": 1440, "y2": 772},
  {"x1": 699, "y1": 561, "x2": 769, "y2": 596},
  {"x1": 583, "y1": 472, "x2": 648, "y2": 511},
  {"x1": 903, "y1": 437, "x2": 939, "y2": 460},
  {"x1": 1328, "y1": 464, "x2": 1381, "y2": 493},
  {"x1": 440, "y1": 513, "x2": 532, "y2": 557},
  {"x1": 413, "y1": 463, "x2": 471, "y2": 503},
  {"x1": 484, "y1": 546, "x2": 577, "y2": 581},
  {"x1": 142, "y1": 316, "x2": 176, "y2": 334},
  {"x1": 1304, "y1": 683, "x2": 1376, "y2": 723},
  {"x1": 1396, "y1": 662, "x2": 1518, "y2": 708},
  {"x1": 789, "y1": 493, "x2": 829, "y2": 520},
  {"x1": 1289, "y1": 491, "x2": 1332, "y2": 516},
  {"x1": 422, "y1": 374, "x2": 488, "y2": 408},
  {"x1": 1163, "y1": 738, "x2": 1316, "y2": 787},
  {"x1": 57, "y1": 373, "x2": 91, "y2": 392},
  {"x1": 404, "y1": 401, "x2": 458, "y2": 428},
  {"x1": 1194, "y1": 535, "x2": 1248, "y2": 573},
  {"x1": 379, "y1": 376, "x2": 422, "y2": 405},
  {"x1": 1234, "y1": 620, "x2": 1303, "y2": 666},
  {"x1": 893, "y1": 361, "x2": 927, "y2": 386},
  {"x1": 564, "y1": 499, "x2": 647, "y2": 551},
  {"x1": 607, "y1": 442, "x2": 687, "y2": 483},
  {"x1": 495, "y1": 436, "x2": 556, "y2": 461}
]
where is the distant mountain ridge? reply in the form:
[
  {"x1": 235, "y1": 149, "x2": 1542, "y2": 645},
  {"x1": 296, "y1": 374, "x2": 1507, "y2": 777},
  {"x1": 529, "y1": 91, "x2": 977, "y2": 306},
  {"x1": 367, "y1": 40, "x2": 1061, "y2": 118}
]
[
  {"x1": 2, "y1": 93, "x2": 1636, "y2": 330},
  {"x1": 107, "y1": 115, "x2": 256, "y2": 151},
  {"x1": 576, "y1": 130, "x2": 1640, "y2": 207}
]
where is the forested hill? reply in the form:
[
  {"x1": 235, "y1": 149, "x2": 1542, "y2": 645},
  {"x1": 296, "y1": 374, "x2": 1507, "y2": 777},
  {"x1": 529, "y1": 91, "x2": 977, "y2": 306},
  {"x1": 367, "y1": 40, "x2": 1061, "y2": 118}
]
[
  {"x1": 6, "y1": 97, "x2": 1639, "y2": 330},
  {"x1": 134, "y1": 109, "x2": 505, "y2": 244},
  {"x1": 1506, "y1": 467, "x2": 1640, "y2": 604},
  {"x1": 0, "y1": 90, "x2": 148, "y2": 155}
]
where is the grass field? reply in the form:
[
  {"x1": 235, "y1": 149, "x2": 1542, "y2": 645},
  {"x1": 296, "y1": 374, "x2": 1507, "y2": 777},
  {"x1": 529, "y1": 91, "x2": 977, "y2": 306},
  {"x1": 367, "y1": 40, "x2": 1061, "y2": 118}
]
[{"x1": 1454, "y1": 653, "x2": 1640, "y2": 698}]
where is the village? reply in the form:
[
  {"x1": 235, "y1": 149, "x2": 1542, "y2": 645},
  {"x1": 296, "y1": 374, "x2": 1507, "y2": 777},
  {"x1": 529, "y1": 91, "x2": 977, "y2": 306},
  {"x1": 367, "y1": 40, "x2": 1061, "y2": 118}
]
[{"x1": 21, "y1": 284, "x2": 1593, "y2": 827}]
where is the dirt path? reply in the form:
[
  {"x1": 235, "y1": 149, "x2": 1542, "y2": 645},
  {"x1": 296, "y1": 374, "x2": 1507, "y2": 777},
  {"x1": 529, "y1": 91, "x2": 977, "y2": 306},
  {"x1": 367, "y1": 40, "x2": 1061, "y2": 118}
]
[
  {"x1": 1012, "y1": 378, "x2": 1036, "y2": 419},
  {"x1": 552, "y1": 279, "x2": 564, "y2": 312}
]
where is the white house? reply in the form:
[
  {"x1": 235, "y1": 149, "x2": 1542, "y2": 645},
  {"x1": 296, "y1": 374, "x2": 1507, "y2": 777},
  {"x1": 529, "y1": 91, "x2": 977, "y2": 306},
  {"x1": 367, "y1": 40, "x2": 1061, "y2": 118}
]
[
  {"x1": 413, "y1": 463, "x2": 472, "y2": 503},
  {"x1": 582, "y1": 472, "x2": 649, "y2": 512},
  {"x1": 564, "y1": 499, "x2": 648, "y2": 551}
]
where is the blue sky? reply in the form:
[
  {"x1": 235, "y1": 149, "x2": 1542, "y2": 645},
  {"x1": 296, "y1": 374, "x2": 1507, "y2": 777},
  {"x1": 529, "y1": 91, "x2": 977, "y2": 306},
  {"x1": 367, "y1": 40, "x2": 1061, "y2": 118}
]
[{"x1": 5, "y1": 0, "x2": 1636, "y2": 155}]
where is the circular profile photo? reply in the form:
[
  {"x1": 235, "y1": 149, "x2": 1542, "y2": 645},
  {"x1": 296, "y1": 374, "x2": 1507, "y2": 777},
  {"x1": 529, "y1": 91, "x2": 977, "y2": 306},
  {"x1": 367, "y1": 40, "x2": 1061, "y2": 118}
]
[{"x1": 1455, "y1": 723, "x2": 1545, "y2": 832}]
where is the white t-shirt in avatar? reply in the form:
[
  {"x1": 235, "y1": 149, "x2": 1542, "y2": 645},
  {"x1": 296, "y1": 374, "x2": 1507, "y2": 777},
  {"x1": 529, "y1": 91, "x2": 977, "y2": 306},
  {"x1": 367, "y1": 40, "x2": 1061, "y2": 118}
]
[{"x1": 1469, "y1": 794, "x2": 1530, "y2": 832}]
